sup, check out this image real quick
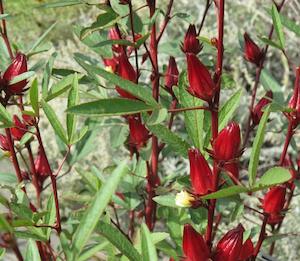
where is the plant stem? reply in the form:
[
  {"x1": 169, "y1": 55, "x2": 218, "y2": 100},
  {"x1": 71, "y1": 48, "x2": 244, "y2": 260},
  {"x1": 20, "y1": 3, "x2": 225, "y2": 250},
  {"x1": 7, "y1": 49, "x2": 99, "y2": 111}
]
[
  {"x1": 156, "y1": 0, "x2": 174, "y2": 43},
  {"x1": 0, "y1": 0, "x2": 13, "y2": 59},
  {"x1": 35, "y1": 125, "x2": 61, "y2": 233},
  {"x1": 243, "y1": 0, "x2": 287, "y2": 147},
  {"x1": 26, "y1": 143, "x2": 41, "y2": 208},
  {"x1": 205, "y1": 0, "x2": 225, "y2": 247},
  {"x1": 252, "y1": 214, "x2": 269, "y2": 260},
  {"x1": 197, "y1": 0, "x2": 211, "y2": 36}
]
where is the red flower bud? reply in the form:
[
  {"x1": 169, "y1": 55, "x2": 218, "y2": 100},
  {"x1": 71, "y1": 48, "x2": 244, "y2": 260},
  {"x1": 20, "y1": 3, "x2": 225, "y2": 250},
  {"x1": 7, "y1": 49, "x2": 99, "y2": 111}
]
[
  {"x1": 109, "y1": 28, "x2": 123, "y2": 53},
  {"x1": 286, "y1": 68, "x2": 300, "y2": 127},
  {"x1": 223, "y1": 162, "x2": 239, "y2": 180},
  {"x1": 183, "y1": 224, "x2": 210, "y2": 261},
  {"x1": 128, "y1": 117, "x2": 150, "y2": 149},
  {"x1": 35, "y1": 149, "x2": 51, "y2": 177},
  {"x1": 182, "y1": 25, "x2": 202, "y2": 55},
  {"x1": 0, "y1": 134, "x2": 9, "y2": 151},
  {"x1": 243, "y1": 33, "x2": 263, "y2": 67},
  {"x1": 116, "y1": 54, "x2": 137, "y2": 99},
  {"x1": 213, "y1": 122, "x2": 241, "y2": 161},
  {"x1": 186, "y1": 53, "x2": 216, "y2": 102},
  {"x1": 238, "y1": 238, "x2": 254, "y2": 261},
  {"x1": 188, "y1": 148, "x2": 213, "y2": 195},
  {"x1": 3, "y1": 53, "x2": 28, "y2": 95},
  {"x1": 103, "y1": 57, "x2": 118, "y2": 73},
  {"x1": 165, "y1": 56, "x2": 179, "y2": 90},
  {"x1": 22, "y1": 114, "x2": 36, "y2": 126},
  {"x1": 262, "y1": 186, "x2": 286, "y2": 215},
  {"x1": 10, "y1": 115, "x2": 27, "y2": 141},
  {"x1": 252, "y1": 91, "x2": 273, "y2": 126},
  {"x1": 215, "y1": 224, "x2": 244, "y2": 261}
]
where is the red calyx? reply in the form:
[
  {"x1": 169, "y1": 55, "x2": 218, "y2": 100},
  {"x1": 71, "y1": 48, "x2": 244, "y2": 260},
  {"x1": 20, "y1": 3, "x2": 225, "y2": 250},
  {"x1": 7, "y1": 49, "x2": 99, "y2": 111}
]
[
  {"x1": 262, "y1": 186, "x2": 286, "y2": 224},
  {"x1": 188, "y1": 148, "x2": 214, "y2": 195},
  {"x1": 243, "y1": 33, "x2": 263, "y2": 67},
  {"x1": 214, "y1": 223, "x2": 244, "y2": 261},
  {"x1": 186, "y1": 53, "x2": 216, "y2": 102},
  {"x1": 116, "y1": 53, "x2": 137, "y2": 99},
  {"x1": 213, "y1": 122, "x2": 241, "y2": 161},
  {"x1": 252, "y1": 90, "x2": 273, "y2": 126},
  {"x1": 35, "y1": 149, "x2": 52, "y2": 178},
  {"x1": 3, "y1": 53, "x2": 28, "y2": 95},
  {"x1": 182, "y1": 24, "x2": 203, "y2": 55},
  {"x1": 165, "y1": 56, "x2": 179, "y2": 91},
  {"x1": 239, "y1": 238, "x2": 254, "y2": 261},
  {"x1": 0, "y1": 134, "x2": 10, "y2": 151},
  {"x1": 128, "y1": 117, "x2": 150, "y2": 150},
  {"x1": 10, "y1": 115, "x2": 27, "y2": 141},
  {"x1": 183, "y1": 224, "x2": 211, "y2": 261}
]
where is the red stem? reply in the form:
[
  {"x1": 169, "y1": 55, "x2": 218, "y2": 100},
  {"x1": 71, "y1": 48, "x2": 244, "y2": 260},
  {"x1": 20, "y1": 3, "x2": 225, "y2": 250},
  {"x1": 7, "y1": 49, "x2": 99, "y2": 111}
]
[
  {"x1": 35, "y1": 125, "x2": 62, "y2": 233},
  {"x1": 205, "y1": 0, "x2": 225, "y2": 247},
  {"x1": 252, "y1": 214, "x2": 269, "y2": 259}
]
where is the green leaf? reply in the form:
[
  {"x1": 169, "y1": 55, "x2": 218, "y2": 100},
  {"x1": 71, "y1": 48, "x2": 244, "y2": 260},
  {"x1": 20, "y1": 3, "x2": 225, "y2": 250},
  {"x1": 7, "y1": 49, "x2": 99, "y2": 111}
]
[
  {"x1": 219, "y1": 89, "x2": 242, "y2": 130},
  {"x1": 9, "y1": 71, "x2": 35, "y2": 85},
  {"x1": 202, "y1": 186, "x2": 248, "y2": 200},
  {"x1": 175, "y1": 72, "x2": 204, "y2": 150},
  {"x1": 45, "y1": 74, "x2": 78, "y2": 101},
  {"x1": 80, "y1": 9, "x2": 120, "y2": 40},
  {"x1": 260, "y1": 69, "x2": 283, "y2": 104},
  {"x1": 67, "y1": 73, "x2": 79, "y2": 142},
  {"x1": 97, "y1": 222, "x2": 142, "y2": 261},
  {"x1": 78, "y1": 242, "x2": 109, "y2": 261},
  {"x1": 39, "y1": 0, "x2": 83, "y2": 8},
  {"x1": 0, "y1": 214, "x2": 13, "y2": 232},
  {"x1": 92, "y1": 39, "x2": 134, "y2": 48},
  {"x1": 43, "y1": 195, "x2": 56, "y2": 240},
  {"x1": 0, "y1": 103, "x2": 13, "y2": 128},
  {"x1": 153, "y1": 195, "x2": 177, "y2": 208},
  {"x1": 0, "y1": 173, "x2": 17, "y2": 185},
  {"x1": 141, "y1": 223, "x2": 158, "y2": 261},
  {"x1": 146, "y1": 108, "x2": 168, "y2": 125},
  {"x1": 41, "y1": 100, "x2": 68, "y2": 144},
  {"x1": 68, "y1": 98, "x2": 156, "y2": 116},
  {"x1": 71, "y1": 161, "x2": 128, "y2": 258},
  {"x1": 75, "y1": 56, "x2": 158, "y2": 106},
  {"x1": 0, "y1": 248, "x2": 6, "y2": 259},
  {"x1": 279, "y1": 13, "x2": 300, "y2": 37},
  {"x1": 25, "y1": 240, "x2": 41, "y2": 261},
  {"x1": 30, "y1": 78, "x2": 39, "y2": 115},
  {"x1": 27, "y1": 22, "x2": 57, "y2": 55},
  {"x1": 146, "y1": 124, "x2": 190, "y2": 157},
  {"x1": 259, "y1": 36, "x2": 282, "y2": 50},
  {"x1": 271, "y1": 4, "x2": 285, "y2": 49},
  {"x1": 251, "y1": 167, "x2": 291, "y2": 191},
  {"x1": 248, "y1": 105, "x2": 271, "y2": 187},
  {"x1": 42, "y1": 52, "x2": 57, "y2": 98}
]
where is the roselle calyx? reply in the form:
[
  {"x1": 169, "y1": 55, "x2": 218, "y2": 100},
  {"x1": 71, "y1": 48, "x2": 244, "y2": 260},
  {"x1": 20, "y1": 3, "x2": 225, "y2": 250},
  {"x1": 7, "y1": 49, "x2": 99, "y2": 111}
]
[
  {"x1": 128, "y1": 117, "x2": 150, "y2": 150},
  {"x1": 286, "y1": 68, "x2": 300, "y2": 127},
  {"x1": 3, "y1": 53, "x2": 28, "y2": 95},
  {"x1": 239, "y1": 238, "x2": 254, "y2": 261},
  {"x1": 0, "y1": 134, "x2": 9, "y2": 152},
  {"x1": 243, "y1": 33, "x2": 263, "y2": 67},
  {"x1": 35, "y1": 149, "x2": 51, "y2": 177},
  {"x1": 116, "y1": 53, "x2": 137, "y2": 99},
  {"x1": 10, "y1": 115, "x2": 27, "y2": 141},
  {"x1": 183, "y1": 224, "x2": 211, "y2": 261},
  {"x1": 214, "y1": 223, "x2": 244, "y2": 261},
  {"x1": 186, "y1": 53, "x2": 216, "y2": 102},
  {"x1": 262, "y1": 186, "x2": 286, "y2": 224},
  {"x1": 213, "y1": 122, "x2": 241, "y2": 161},
  {"x1": 188, "y1": 148, "x2": 214, "y2": 195},
  {"x1": 252, "y1": 90, "x2": 273, "y2": 126},
  {"x1": 182, "y1": 24, "x2": 202, "y2": 55},
  {"x1": 165, "y1": 56, "x2": 179, "y2": 91}
]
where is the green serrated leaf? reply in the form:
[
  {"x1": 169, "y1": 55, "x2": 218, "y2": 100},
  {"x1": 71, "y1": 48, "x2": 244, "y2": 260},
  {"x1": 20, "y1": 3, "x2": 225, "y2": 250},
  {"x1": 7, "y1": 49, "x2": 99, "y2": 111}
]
[
  {"x1": 146, "y1": 124, "x2": 190, "y2": 157},
  {"x1": 71, "y1": 161, "x2": 127, "y2": 258},
  {"x1": 248, "y1": 105, "x2": 271, "y2": 187},
  {"x1": 271, "y1": 4, "x2": 285, "y2": 49},
  {"x1": 96, "y1": 222, "x2": 142, "y2": 261},
  {"x1": 41, "y1": 100, "x2": 68, "y2": 144},
  {"x1": 68, "y1": 98, "x2": 157, "y2": 116},
  {"x1": 30, "y1": 78, "x2": 39, "y2": 115},
  {"x1": 25, "y1": 240, "x2": 41, "y2": 261},
  {"x1": 141, "y1": 223, "x2": 158, "y2": 261},
  {"x1": 67, "y1": 73, "x2": 79, "y2": 142},
  {"x1": 202, "y1": 186, "x2": 248, "y2": 200},
  {"x1": 153, "y1": 195, "x2": 177, "y2": 208}
]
